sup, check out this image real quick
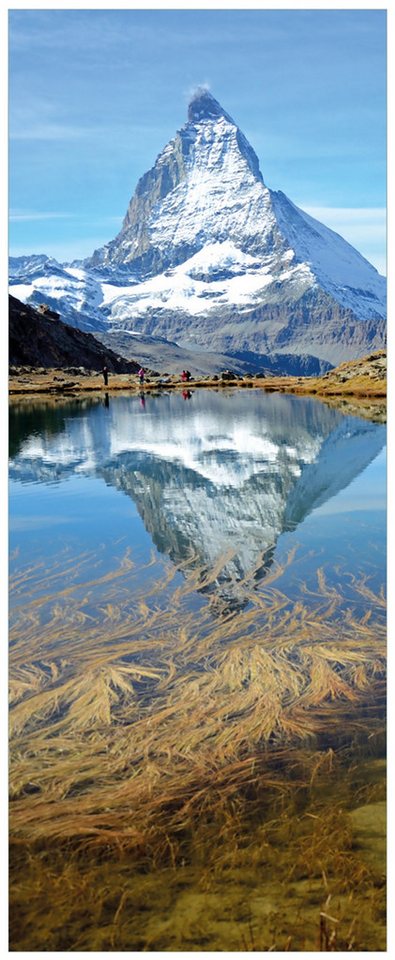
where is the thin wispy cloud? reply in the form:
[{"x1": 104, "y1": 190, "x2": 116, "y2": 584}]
[
  {"x1": 8, "y1": 11, "x2": 165, "y2": 54},
  {"x1": 9, "y1": 211, "x2": 73, "y2": 222},
  {"x1": 186, "y1": 82, "x2": 211, "y2": 98},
  {"x1": 10, "y1": 123, "x2": 105, "y2": 142},
  {"x1": 302, "y1": 207, "x2": 386, "y2": 224},
  {"x1": 10, "y1": 212, "x2": 123, "y2": 229},
  {"x1": 9, "y1": 111, "x2": 173, "y2": 143}
]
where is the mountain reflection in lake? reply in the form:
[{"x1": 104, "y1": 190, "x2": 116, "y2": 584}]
[
  {"x1": 9, "y1": 390, "x2": 385, "y2": 612},
  {"x1": 9, "y1": 390, "x2": 386, "y2": 952}
]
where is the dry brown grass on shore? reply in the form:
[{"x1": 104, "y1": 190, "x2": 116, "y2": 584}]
[
  {"x1": 8, "y1": 350, "x2": 387, "y2": 404},
  {"x1": 9, "y1": 548, "x2": 386, "y2": 853}
]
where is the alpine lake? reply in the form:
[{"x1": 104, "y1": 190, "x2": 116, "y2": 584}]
[{"x1": 9, "y1": 386, "x2": 386, "y2": 951}]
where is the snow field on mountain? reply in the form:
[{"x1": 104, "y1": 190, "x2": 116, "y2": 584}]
[
  {"x1": 175, "y1": 240, "x2": 260, "y2": 274},
  {"x1": 104, "y1": 271, "x2": 304, "y2": 321},
  {"x1": 11, "y1": 269, "x2": 102, "y2": 310},
  {"x1": 271, "y1": 192, "x2": 386, "y2": 317},
  {"x1": 100, "y1": 239, "x2": 316, "y2": 321},
  {"x1": 150, "y1": 119, "x2": 276, "y2": 254},
  {"x1": 9, "y1": 283, "x2": 35, "y2": 303}
]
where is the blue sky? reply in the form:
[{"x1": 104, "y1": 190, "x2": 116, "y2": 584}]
[{"x1": 8, "y1": 8, "x2": 387, "y2": 272}]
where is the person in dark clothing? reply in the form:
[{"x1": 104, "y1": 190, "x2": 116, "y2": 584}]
[{"x1": 102, "y1": 365, "x2": 109, "y2": 386}]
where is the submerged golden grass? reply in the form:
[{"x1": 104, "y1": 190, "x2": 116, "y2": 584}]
[
  {"x1": 9, "y1": 548, "x2": 385, "y2": 848},
  {"x1": 9, "y1": 547, "x2": 386, "y2": 950}
]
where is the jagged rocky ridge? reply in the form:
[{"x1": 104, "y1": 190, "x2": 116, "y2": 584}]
[{"x1": 10, "y1": 90, "x2": 386, "y2": 370}]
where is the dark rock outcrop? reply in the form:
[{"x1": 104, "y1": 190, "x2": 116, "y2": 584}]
[{"x1": 9, "y1": 295, "x2": 136, "y2": 372}]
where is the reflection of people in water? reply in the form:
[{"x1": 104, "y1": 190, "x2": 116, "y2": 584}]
[
  {"x1": 104, "y1": 393, "x2": 110, "y2": 409},
  {"x1": 139, "y1": 392, "x2": 146, "y2": 409},
  {"x1": 182, "y1": 389, "x2": 192, "y2": 400}
]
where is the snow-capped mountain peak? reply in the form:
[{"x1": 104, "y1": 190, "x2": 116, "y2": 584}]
[
  {"x1": 9, "y1": 92, "x2": 386, "y2": 368},
  {"x1": 188, "y1": 88, "x2": 234, "y2": 123}
]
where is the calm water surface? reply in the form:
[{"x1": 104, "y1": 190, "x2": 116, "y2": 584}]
[{"x1": 9, "y1": 389, "x2": 386, "y2": 608}]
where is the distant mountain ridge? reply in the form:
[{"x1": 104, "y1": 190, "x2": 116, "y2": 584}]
[{"x1": 9, "y1": 90, "x2": 386, "y2": 371}]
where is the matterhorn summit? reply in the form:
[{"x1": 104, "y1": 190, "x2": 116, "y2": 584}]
[
  {"x1": 10, "y1": 90, "x2": 386, "y2": 369},
  {"x1": 88, "y1": 88, "x2": 277, "y2": 276}
]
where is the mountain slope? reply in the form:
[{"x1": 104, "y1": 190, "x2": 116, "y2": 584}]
[{"x1": 9, "y1": 295, "x2": 135, "y2": 372}]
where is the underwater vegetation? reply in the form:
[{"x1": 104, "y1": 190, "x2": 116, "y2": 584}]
[{"x1": 9, "y1": 549, "x2": 386, "y2": 950}]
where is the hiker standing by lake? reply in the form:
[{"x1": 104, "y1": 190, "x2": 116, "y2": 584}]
[
  {"x1": 138, "y1": 367, "x2": 145, "y2": 385},
  {"x1": 102, "y1": 365, "x2": 109, "y2": 386}
]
